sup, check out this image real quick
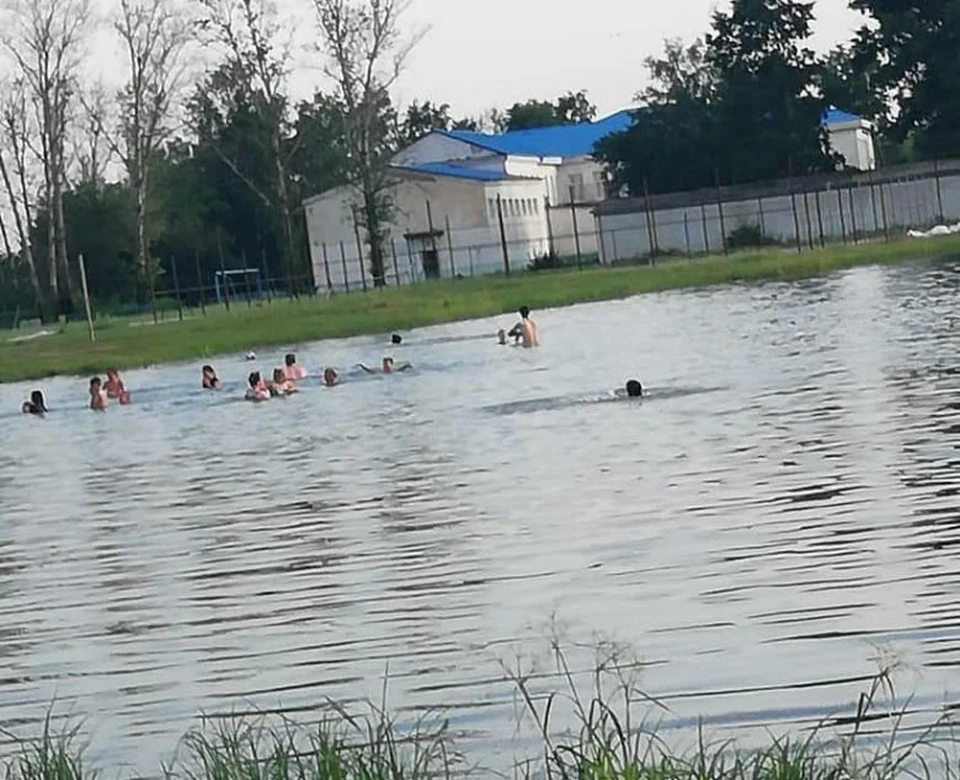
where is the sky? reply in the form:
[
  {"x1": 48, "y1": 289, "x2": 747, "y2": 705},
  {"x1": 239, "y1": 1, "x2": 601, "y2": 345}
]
[{"x1": 281, "y1": 0, "x2": 865, "y2": 119}]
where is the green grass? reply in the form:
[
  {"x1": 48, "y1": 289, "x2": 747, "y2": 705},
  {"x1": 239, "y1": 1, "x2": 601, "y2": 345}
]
[
  {"x1": 2, "y1": 234, "x2": 959, "y2": 382},
  {"x1": 3, "y1": 647, "x2": 959, "y2": 780}
]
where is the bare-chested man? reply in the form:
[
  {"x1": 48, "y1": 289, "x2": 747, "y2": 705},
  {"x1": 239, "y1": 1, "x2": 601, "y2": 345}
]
[{"x1": 516, "y1": 306, "x2": 539, "y2": 348}]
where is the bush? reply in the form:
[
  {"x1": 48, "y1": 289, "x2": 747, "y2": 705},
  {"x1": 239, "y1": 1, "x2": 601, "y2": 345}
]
[
  {"x1": 726, "y1": 224, "x2": 779, "y2": 250},
  {"x1": 528, "y1": 251, "x2": 562, "y2": 272}
]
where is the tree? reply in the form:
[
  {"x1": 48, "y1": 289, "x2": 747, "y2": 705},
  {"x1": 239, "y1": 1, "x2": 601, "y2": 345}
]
[
  {"x1": 397, "y1": 99, "x2": 450, "y2": 146},
  {"x1": 312, "y1": 0, "x2": 423, "y2": 287},
  {"x1": 555, "y1": 90, "x2": 596, "y2": 124},
  {"x1": 195, "y1": 0, "x2": 301, "y2": 293},
  {"x1": 850, "y1": 0, "x2": 960, "y2": 159},
  {"x1": 105, "y1": 0, "x2": 191, "y2": 321},
  {"x1": 0, "y1": 82, "x2": 44, "y2": 313},
  {"x1": 504, "y1": 91, "x2": 597, "y2": 130},
  {"x1": 1, "y1": 0, "x2": 91, "y2": 316}
]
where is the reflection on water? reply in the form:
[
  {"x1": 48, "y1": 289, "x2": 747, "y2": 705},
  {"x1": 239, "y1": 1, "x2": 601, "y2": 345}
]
[{"x1": 1, "y1": 260, "x2": 959, "y2": 773}]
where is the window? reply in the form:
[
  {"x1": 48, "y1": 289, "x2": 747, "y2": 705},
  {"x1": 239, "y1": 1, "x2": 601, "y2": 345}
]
[
  {"x1": 568, "y1": 173, "x2": 585, "y2": 203},
  {"x1": 521, "y1": 199, "x2": 528, "y2": 216},
  {"x1": 533, "y1": 198, "x2": 540, "y2": 214},
  {"x1": 488, "y1": 198, "x2": 496, "y2": 219},
  {"x1": 593, "y1": 171, "x2": 606, "y2": 200},
  {"x1": 510, "y1": 199, "x2": 517, "y2": 217}
]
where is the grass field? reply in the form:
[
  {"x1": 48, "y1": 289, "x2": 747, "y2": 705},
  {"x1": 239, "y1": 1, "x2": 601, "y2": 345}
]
[{"x1": 2, "y1": 234, "x2": 959, "y2": 383}]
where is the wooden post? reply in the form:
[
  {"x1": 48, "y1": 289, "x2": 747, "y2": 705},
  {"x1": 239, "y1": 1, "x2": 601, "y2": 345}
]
[
  {"x1": 788, "y1": 159, "x2": 802, "y2": 253},
  {"x1": 496, "y1": 194, "x2": 510, "y2": 276},
  {"x1": 836, "y1": 187, "x2": 847, "y2": 244},
  {"x1": 216, "y1": 229, "x2": 230, "y2": 311},
  {"x1": 170, "y1": 256, "x2": 184, "y2": 321},
  {"x1": 353, "y1": 211, "x2": 368, "y2": 292},
  {"x1": 194, "y1": 249, "x2": 207, "y2": 315},
  {"x1": 444, "y1": 215, "x2": 456, "y2": 277},
  {"x1": 803, "y1": 192, "x2": 815, "y2": 250},
  {"x1": 390, "y1": 238, "x2": 401, "y2": 286},
  {"x1": 568, "y1": 185, "x2": 582, "y2": 270},
  {"x1": 321, "y1": 242, "x2": 333, "y2": 292},
  {"x1": 934, "y1": 158, "x2": 945, "y2": 220},
  {"x1": 643, "y1": 176, "x2": 660, "y2": 258},
  {"x1": 241, "y1": 250, "x2": 253, "y2": 306},
  {"x1": 544, "y1": 195, "x2": 555, "y2": 258},
  {"x1": 339, "y1": 240, "x2": 350, "y2": 293},
  {"x1": 700, "y1": 201, "x2": 710, "y2": 254},
  {"x1": 848, "y1": 188, "x2": 859, "y2": 244},
  {"x1": 77, "y1": 253, "x2": 95, "y2": 343},
  {"x1": 757, "y1": 197, "x2": 766, "y2": 236},
  {"x1": 683, "y1": 211, "x2": 692, "y2": 257},
  {"x1": 814, "y1": 190, "x2": 826, "y2": 248},
  {"x1": 714, "y1": 168, "x2": 728, "y2": 255}
]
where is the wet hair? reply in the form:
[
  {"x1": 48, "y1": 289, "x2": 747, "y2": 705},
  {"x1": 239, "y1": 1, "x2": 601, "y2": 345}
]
[
  {"x1": 273, "y1": 368, "x2": 285, "y2": 383},
  {"x1": 324, "y1": 367, "x2": 338, "y2": 385},
  {"x1": 383, "y1": 356, "x2": 394, "y2": 367},
  {"x1": 248, "y1": 371, "x2": 261, "y2": 388},
  {"x1": 202, "y1": 364, "x2": 215, "y2": 374},
  {"x1": 285, "y1": 353, "x2": 296, "y2": 366},
  {"x1": 30, "y1": 390, "x2": 46, "y2": 411},
  {"x1": 519, "y1": 306, "x2": 530, "y2": 319},
  {"x1": 626, "y1": 379, "x2": 643, "y2": 398},
  {"x1": 90, "y1": 377, "x2": 101, "y2": 389},
  {"x1": 391, "y1": 334, "x2": 402, "y2": 345}
]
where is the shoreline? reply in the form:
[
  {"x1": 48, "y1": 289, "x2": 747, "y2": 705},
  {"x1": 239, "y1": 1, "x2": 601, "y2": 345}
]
[{"x1": 1, "y1": 235, "x2": 959, "y2": 384}]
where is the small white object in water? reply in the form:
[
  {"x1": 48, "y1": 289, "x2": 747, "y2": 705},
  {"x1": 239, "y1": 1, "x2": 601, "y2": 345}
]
[{"x1": 246, "y1": 350, "x2": 257, "y2": 361}]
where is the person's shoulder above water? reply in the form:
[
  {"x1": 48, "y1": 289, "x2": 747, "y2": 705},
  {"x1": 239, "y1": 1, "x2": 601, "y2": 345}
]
[
  {"x1": 202, "y1": 364, "x2": 220, "y2": 390},
  {"x1": 245, "y1": 371, "x2": 270, "y2": 401},
  {"x1": 22, "y1": 389, "x2": 47, "y2": 415}
]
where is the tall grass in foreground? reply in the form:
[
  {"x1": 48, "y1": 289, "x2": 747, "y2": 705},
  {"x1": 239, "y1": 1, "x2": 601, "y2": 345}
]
[{"x1": 2, "y1": 646, "x2": 959, "y2": 780}]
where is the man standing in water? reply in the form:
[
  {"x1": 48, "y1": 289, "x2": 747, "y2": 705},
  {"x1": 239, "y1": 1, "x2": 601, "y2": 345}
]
[{"x1": 516, "y1": 306, "x2": 539, "y2": 348}]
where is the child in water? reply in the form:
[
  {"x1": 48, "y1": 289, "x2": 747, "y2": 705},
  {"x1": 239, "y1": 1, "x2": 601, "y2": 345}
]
[
  {"x1": 283, "y1": 353, "x2": 307, "y2": 381},
  {"x1": 202, "y1": 365, "x2": 220, "y2": 390},
  {"x1": 21, "y1": 390, "x2": 47, "y2": 415},
  {"x1": 357, "y1": 357, "x2": 412, "y2": 374},
  {"x1": 245, "y1": 372, "x2": 270, "y2": 402},
  {"x1": 89, "y1": 377, "x2": 107, "y2": 411},
  {"x1": 104, "y1": 369, "x2": 131, "y2": 404},
  {"x1": 323, "y1": 367, "x2": 339, "y2": 387},
  {"x1": 270, "y1": 367, "x2": 297, "y2": 396}
]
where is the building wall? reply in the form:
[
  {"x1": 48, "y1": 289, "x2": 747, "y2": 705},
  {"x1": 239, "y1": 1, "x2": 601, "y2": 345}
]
[
  {"x1": 828, "y1": 121, "x2": 877, "y2": 171},
  {"x1": 596, "y1": 167, "x2": 960, "y2": 262},
  {"x1": 393, "y1": 134, "x2": 494, "y2": 165},
  {"x1": 556, "y1": 156, "x2": 607, "y2": 205},
  {"x1": 304, "y1": 174, "x2": 549, "y2": 289}
]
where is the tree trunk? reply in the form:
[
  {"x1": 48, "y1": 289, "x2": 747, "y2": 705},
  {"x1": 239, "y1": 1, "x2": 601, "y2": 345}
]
[
  {"x1": 272, "y1": 129, "x2": 298, "y2": 297},
  {"x1": 0, "y1": 152, "x2": 44, "y2": 316},
  {"x1": 363, "y1": 188, "x2": 386, "y2": 286},
  {"x1": 53, "y1": 150, "x2": 74, "y2": 314},
  {"x1": 135, "y1": 167, "x2": 158, "y2": 323}
]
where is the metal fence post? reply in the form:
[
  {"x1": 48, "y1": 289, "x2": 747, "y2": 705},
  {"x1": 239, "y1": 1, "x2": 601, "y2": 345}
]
[
  {"x1": 340, "y1": 240, "x2": 350, "y2": 293},
  {"x1": 321, "y1": 242, "x2": 333, "y2": 292},
  {"x1": 171, "y1": 256, "x2": 184, "y2": 321},
  {"x1": 194, "y1": 249, "x2": 207, "y2": 315},
  {"x1": 444, "y1": 215, "x2": 456, "y2": 277},
  {"x1": 353, "y1": 211, "x2": 368, "y2": 292},
  {"x1": 496, "y1": 194, "x2": 510, "y2": 276},
  {"x1": 390, "y1": 238, "x2": 401, "y2": 286},
  {"x1": 568, "y1": 185, "x2": 582, "y2": 270}
]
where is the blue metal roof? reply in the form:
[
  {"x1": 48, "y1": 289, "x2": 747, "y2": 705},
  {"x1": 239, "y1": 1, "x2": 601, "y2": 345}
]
[
  {"x1": 398, "y1": 161, "x2": 514, "y2": 181},
  {"x1": 440, "y1": 110, "x2": 635, "y2": 159},
  {"x1": 824, "y1": 107, "x2": 862, "y2": 125}
]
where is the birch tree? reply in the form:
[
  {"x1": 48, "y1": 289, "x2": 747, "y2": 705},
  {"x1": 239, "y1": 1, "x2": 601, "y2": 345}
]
[
  {"x1": 194, "y1": 0, "x2": 299, "y2": 294},
  {"x1": 107, "y1": 0, "x2": 191, "y2": 320},
  {"x1": 2, "y1": 0, "x2": 90, "y2": 315},
  {"x1": 312, "y1": 0, "x2": 423, "y2": 286},
  {"x1": 0, "y1": 83, "x2": 45, "y2": 313}
]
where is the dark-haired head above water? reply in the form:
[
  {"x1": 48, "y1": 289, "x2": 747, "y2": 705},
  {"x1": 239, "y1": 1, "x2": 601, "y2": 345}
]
[
  {"x1": 284, "y1": 353, "x2": 296, "y2": 367},
  {"x1": 519, "y1": 306, "x2": 530, "y2": 319},
  {"x1": 626, "y1": 380, "x2": 643, "y2": 397},
  {"x1": 248, "y1": 371, "x2": 261, "y2": 388},
  {"x1": 30, "y1": 390, "x2": 46, "y2": 410},
  {"x1": 391, "y1": 334, "x2": 402, "y2": 345}
]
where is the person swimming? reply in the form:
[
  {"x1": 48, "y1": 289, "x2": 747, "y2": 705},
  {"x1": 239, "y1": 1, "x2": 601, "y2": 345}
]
[
  {"x1": 625, "y1": 379, "x2": 643, "y2": 398},
  {"x1": 391, "y1": 333, "x2": 403, "y2": 345},
  {"x1": 245, "y1": 371, "x2": 270, "y2": 402},
  {"x1": 202, "y1": 365, "x2": 220, "y2": 390},
  {"x1": 89, "y1": 377, "x2": 107, "y2": 411},
  {"x1": 516, "y1": 306, "x2": 539, "y2": 348},
  {"x1": 21, "y1": 390, "x2": 47, "y2": 415},
  {"x1": 270, "y1": 367, "x2": 298, "y2": 396},
  {"x1": 104, "y1": 369, "x2": 131, "y2": 404},
  {"x1": 323, "y1": 367, "x2": 340, "y2": 387},
  {"x1": 283, "y1": 353, "x2": 307, "y2": 381},
  {"x1": 357, "y1": 357, "x2": 412, "y2": 374}
]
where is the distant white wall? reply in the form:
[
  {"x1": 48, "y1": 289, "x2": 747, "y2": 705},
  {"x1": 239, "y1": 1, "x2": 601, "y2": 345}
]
[
  {"x1": 826, "y1": 120, "x2": 877, "y2": 171},
  {"x1": 597, "y1": 168, "x2": 960, "y2": 262}
]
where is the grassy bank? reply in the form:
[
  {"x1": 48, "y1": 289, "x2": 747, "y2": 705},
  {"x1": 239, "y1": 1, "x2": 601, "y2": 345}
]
[
  {"x1": 3, "y1": 649, "x2": 956, "y2": 780},
  {"x1": 2, "y1": 234, "x2": 959, "y2": 383}
]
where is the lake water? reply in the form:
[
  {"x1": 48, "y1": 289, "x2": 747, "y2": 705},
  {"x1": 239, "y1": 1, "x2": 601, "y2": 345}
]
[{"x1": 1, "y1": 260, "x2": 960, "y2": 775}]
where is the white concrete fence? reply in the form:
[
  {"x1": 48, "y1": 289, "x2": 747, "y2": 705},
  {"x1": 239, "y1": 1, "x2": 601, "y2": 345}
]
[{"x1": 594, "y1": 159, "x2": 960, "y2": 263}]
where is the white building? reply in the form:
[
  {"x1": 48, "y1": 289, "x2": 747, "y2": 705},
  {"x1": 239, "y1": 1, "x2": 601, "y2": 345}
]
[
  {"x1": 302, "y1": 108, "x2": 875, "y2": 289},
  {"x1": 823, "y1": 108, "x2": 877, "y2": 172},
  {"x1": 303, "y1": 112, "x2": 633, "y2": 289}
]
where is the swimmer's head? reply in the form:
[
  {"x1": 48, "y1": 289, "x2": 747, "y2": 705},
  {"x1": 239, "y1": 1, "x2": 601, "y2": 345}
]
[
  {"x1": 106, "y1": 368, "x2": 118, "y2": 380},
  {"x1": 285, "y1": 353, "x2": 296, "y2": 367},
  {"x1": 324, "y1": 367, "x2": 339, "y2": 387},
  {"x1": 30, "y1": 390, "x2": 46, "y2": 411},
  {"x1": 626, "y1": 379, "x2": 643, "y2": 398},
  {"x1": 89, "y1": 377, "x2": 101, "y2": 392},
  {"x1": 273, "y1": 368, "x2": 285, "y2": 384},
  {"x1": 391, "y1": 334, "x2": 402, "y2": 345},
  {"x1": 202, "y1": 364, "x2": 215, "y2": 376},
  {"x1": 248, "y1": 371, "x2": 261, "y2": 388},
  {"x1": 519, "y1": 306, "x2": 530, "y2": 319},
  {"x1": 382, "y1": 357, "x2": 394, "y2": 372}
]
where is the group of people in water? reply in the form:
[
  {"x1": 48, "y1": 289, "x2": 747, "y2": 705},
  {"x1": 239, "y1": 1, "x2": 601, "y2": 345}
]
[{"x1": 20, "y1": 305, "x2": 642, "y2": 414}]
